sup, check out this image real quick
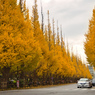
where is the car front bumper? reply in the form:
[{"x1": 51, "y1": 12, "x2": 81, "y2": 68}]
[{"x1": 77, "y1": 83, "x2": 91, "y2": 88}]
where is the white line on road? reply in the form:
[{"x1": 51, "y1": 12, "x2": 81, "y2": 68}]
[{"x1": 62, "y1": 88, "x2": 95, "y2": 91}]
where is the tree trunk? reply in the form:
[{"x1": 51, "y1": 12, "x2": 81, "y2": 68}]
[{"x1": 1, "y1": 66, "x2": 11, "y2": 81}]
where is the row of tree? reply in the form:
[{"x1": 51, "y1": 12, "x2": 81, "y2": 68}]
[
  {"x1": 0, "y1": 0, "x2": 92, "y2": 87},
  {"x1": 84, "y1": 7, "x2": 95, "y2": 68}
]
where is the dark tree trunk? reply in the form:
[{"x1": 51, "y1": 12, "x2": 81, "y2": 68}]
[{"x1": 1, "y1": 66, "x2": 11, "y2": 81}]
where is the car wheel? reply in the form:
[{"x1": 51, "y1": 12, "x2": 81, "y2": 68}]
[{"x1": 88, "y1": 86, "x2": 92, "y2": 88}]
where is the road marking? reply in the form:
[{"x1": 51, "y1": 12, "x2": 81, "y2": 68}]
[
  {"x1": 90, "y1": 89, "x2": 95, "y2": 90},
  {"x1": 62, "y1": 88, "x2": 95, "y2": 91}
]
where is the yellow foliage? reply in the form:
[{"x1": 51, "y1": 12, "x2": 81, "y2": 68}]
[
  {"x1": 0, "y1": 0, "x2": 92, "y2": 81},
  {"x1": 84, "y1": 8, "x2": 95, "y2": 67}
]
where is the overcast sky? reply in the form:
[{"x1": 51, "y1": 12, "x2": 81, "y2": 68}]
[{"x1": 20, "y1": 0, "x2": 95, "y2": 63}]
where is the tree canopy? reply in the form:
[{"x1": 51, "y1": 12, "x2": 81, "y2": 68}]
[{"x1": 0, "y1": 0, "x2": 92, "y2": 84}]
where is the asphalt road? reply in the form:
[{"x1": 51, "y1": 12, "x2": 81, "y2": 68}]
[{"x1": 0, "y1": 84, "x2": 95, "y2": 95}]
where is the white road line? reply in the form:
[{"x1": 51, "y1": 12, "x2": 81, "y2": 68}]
[
  {"x1": 90, "y1": 89, "x2": 95, "y2": 90},
  {"x1": 62, "y1": 88, "x2": 95, "y2": 91}
]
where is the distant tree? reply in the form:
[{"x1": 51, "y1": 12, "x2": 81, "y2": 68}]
[
  {"x1": 56, "y1": 21, "x2": 60, "y2": 45},
  {"x1": 47, "y1": 10, "x2": 52, "y2": 51},
  {"x1": 52, "y1": 18, "x2": 55, "y2": 46},
  {"x1": 41, "y1": 1, "x2": 44, "y2": 33}
]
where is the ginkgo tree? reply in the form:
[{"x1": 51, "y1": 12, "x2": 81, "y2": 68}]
[
  {"x1": 0, "y1": 0, "x2": 42, "y2": 81},
  {"x1": 0, "y1": 0, "x2": 92, "y2": 86},
  {"x1": 84, "y1": 8, "x2": 95, "y2": 67}
]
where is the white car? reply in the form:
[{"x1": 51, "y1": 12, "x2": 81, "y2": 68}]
[{"x1": 77, "y1": 78, "x2": 92, "y2": 88}]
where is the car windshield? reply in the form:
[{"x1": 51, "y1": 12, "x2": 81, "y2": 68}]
[{"x1": 79, "y1": 78, "x2": 89, "y2": 81}]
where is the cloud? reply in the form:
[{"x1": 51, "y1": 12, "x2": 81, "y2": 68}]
[
  {"x1": 42, "y1": 0, "x2": 51, "y2": 3},
  {"x1": 43, "y1": 0, "x2": 95, "y2": 40}
]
